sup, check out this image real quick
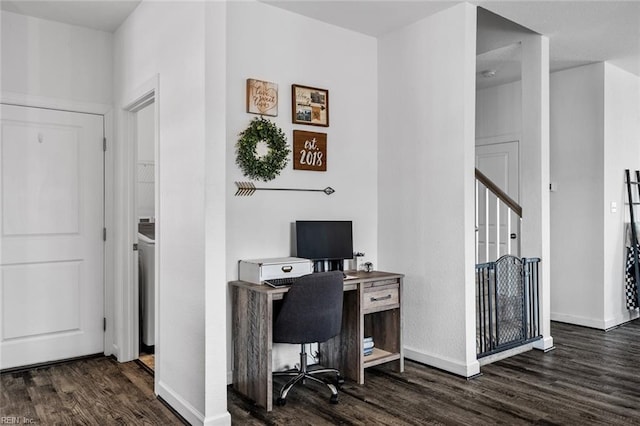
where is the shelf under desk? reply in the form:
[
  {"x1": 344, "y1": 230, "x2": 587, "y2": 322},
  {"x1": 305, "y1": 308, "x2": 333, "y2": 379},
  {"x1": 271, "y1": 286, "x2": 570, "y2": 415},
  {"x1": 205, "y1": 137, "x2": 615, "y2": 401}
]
[{"x1": 229, "y1": 270, "x2": 404, "y2": 412}]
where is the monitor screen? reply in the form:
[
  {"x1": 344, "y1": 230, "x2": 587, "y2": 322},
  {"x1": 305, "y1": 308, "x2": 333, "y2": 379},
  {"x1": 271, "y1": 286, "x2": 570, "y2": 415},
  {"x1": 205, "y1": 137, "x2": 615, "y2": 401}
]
[{"x1": 296, "y1": 221, "x2": 353, "y2": 261}]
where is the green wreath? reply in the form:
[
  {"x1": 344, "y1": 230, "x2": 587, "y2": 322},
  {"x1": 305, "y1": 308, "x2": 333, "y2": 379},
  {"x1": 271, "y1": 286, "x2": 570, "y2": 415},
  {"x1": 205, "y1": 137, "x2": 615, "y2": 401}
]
[{"x1": 236, "y1": 117, "x2": 290, "y2": 182}]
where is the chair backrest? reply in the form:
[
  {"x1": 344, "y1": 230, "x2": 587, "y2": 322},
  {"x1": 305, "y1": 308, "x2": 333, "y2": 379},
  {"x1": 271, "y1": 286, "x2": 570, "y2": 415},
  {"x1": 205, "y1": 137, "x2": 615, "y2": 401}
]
[{"x1": 273, "y1": 271, "x2": 344, "y2": 344}]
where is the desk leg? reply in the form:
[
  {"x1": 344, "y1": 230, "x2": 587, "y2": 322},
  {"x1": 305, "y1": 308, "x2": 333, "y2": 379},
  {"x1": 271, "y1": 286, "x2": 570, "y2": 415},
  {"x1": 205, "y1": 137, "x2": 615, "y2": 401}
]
[
  {"x1": 232, "y1": 287, "x2": 273, "y2": 411},
  {"x1": 319, "y1": 289, "x2": 361, "y2": 384}
]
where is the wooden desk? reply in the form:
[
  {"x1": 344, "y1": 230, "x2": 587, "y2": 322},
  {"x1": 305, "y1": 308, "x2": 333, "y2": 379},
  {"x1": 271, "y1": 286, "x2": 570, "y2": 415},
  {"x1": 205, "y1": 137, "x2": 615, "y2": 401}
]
[{"x1": 230, "y1": 270, "x2": 404, "y2": 411}]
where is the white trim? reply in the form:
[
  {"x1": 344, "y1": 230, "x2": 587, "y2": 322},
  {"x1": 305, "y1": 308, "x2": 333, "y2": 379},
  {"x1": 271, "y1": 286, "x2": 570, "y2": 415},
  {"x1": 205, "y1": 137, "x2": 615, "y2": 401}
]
[
  {"x1": 404, "y1": 346, "x2": 480, "y2": 378},
  {"x1": 157, "y1": 381, "x2": 204, "y2": 426},
  {"x1": 203, "y1": 412, "x2": 232, "y2": 426},
  {"x1": 152, "y1": 90, "x2": 160, "y2": 393},
  {"x1": 553, "y1": 309, "x2": 640, "y2": 331},
  {"x1": 605, "y1": 311, "x2": 640, "y2": 330},
  {"x1": 533, "y1": 336, "x2": 554, "y2": 351},
  {"x1": 475, "y1": 132, "x2": 521, "y2": 147},
  {"x1": 478, "y1": 343, "x2": 534, "y2": 366},
  {"x1": 104, "y1": 109, "x2": 115, "y2": 357},
  {"x1": 551, "y1": 312, "x2": 605, "y2": 329},
  {"x1": 1, "y1": 91, "x2": 110, "y2": 115},
  {"x1": 604, "y1": 310, "x2": 640, "y2": 330},
  {"x1": 118, "y1": 75, "x2": 161, "y2": 392}
]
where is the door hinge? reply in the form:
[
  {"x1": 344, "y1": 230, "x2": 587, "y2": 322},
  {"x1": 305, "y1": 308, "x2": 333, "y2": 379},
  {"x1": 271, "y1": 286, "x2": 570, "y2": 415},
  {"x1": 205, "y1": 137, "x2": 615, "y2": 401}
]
[
  {"x1": 103, "y1": 228, "x2": 107, "y2": 241},
  {"x1": 133, "y1": 243, "x2": 138, "y2": 251},
  {"x1": 103, "y1": 317, "x2": 106, "y2": 332},
  {"x1": 103, "y1": 137, "x2": 107, "y2": 152}
]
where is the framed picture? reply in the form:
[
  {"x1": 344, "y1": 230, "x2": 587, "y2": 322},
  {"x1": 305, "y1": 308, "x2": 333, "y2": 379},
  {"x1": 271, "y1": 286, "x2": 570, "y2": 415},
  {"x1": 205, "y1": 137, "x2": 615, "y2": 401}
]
[
  {"x1": 293, "y1": 130, "x2": 327, "y2": 171},
  {"x1": 246, "y1": 79, "x2": 278, "y2": 116},
  {"x1": 292, "y1": 84, "x2": 329, "y2": 127}
]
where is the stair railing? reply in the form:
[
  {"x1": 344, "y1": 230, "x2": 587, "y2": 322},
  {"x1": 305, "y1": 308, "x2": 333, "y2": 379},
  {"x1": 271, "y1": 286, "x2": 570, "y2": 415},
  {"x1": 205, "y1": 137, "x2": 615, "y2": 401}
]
[{"x1": 475, "y1": 168, "x2": 522, "y2": 264}]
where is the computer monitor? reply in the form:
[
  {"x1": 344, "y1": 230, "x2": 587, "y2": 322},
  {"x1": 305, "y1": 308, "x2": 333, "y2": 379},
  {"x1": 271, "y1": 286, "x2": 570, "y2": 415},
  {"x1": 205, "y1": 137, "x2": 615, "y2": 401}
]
[{"x1": 295, "y1": 220, "x2": 353, "y2": 272}]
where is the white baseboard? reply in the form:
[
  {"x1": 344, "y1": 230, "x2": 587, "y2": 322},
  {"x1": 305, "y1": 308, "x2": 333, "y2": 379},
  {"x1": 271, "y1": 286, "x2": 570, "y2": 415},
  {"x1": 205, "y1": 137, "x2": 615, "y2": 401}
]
[
  {"x1": 478, "y1": 343, "x2": 534, "y2": 366},
  {"x1": 108, "y1": 343, "x2": 119, "y2": 358},
  {"x1": 203, "y1": 412, "x2": 231, "y2": 426},
  {"x1": 227, "y1": 370, "x2": 233, "y2": 385},
  {"x1": 533, "y1": 336, "x2": 554, "y2": 351},
  {"x1": 404, "y1": 346, "x2": 480, "y2": 377},
  {"x1": 552, "y1": 310, "x2": 640, "y2": 331},
  {"x1": 551, "y1": 312, "x2": 606, "y2": 329},
  {"x1": 157, "y1": 380, "x2": 204, "y2": 426},
  {"x1": 604, "y1": 310, "x2": 640, "y2": 330}
]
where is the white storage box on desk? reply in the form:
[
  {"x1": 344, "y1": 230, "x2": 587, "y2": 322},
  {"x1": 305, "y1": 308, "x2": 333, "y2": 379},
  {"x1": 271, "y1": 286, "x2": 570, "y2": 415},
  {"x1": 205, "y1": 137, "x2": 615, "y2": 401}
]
[{"x1": 238, "y1": 257, "x2": 312, "y2": 284}]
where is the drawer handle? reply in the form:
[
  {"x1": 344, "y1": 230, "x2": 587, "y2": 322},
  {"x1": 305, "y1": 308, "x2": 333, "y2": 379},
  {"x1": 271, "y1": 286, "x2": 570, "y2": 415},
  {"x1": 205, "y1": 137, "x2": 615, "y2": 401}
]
[
  {"x1": 281, "y1": 266, "x2": 293, "y2": 273},
  {"x1": 370, "y1": 294, "x2": 392, "y2": 302}
]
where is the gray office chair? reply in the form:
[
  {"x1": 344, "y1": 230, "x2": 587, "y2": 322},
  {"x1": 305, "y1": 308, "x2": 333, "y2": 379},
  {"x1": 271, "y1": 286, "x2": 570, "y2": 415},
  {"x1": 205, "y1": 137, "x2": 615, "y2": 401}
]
[{"x1": 273, "y1": 271, "x2": 344, "y2": 406}]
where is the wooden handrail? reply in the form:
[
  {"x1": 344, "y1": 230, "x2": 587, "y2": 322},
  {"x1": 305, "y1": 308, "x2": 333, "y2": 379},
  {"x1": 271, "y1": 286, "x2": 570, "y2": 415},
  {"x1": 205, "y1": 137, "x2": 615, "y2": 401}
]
[{"x1": 475, "y1": 168, "x2": 522, "y2": 217}]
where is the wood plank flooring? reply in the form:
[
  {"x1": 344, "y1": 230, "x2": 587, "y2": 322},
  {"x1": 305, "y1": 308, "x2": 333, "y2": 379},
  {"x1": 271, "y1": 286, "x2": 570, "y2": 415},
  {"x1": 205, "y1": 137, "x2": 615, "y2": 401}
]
[
  {"x1": 0, "y1": 356, "x2": 184, "y2": 425},
  {"x1": 229, "y1": 321, "x2": 640, "y2": 425},
  {"x1": 4, "y1": 321, "x2": 640, "y2": 425}
]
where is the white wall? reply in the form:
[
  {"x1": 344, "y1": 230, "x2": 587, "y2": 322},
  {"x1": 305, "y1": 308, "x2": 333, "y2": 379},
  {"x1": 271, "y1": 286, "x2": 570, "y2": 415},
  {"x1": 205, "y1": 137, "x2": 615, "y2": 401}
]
[
  {"x1": 137, "y1": 103, "x2": 155, "y2": 162},
  {"x1": 136, "y1": 103, "x2": 155, "y2": 220},
  {"x1": 549, "y1": 63, "x2": 606, "y2": 327},
  {"x1": 225, "y1": 2, "x2": 378, "y2": 372},
  {"x1": 378, "y1": 3, "x2": 479, "y2": 377},
  {"x1": 603, "y1": 63, "x2": 640, "y2": 328},
  {"x1": 1, "y1": 11, "x2": 112, "y2": 105},
  {"x1": 475, "y1": 35, "x2": 552, "y2": 350},
  {"x1": 476, "y1": 80, "x2": 521, "y2": 140},
  {"x1": 548, "y1": 63, "x2": 640, "y2": 329},
  {"x1": 113, "y1": 2, "x2": 229, "y2": 425},
  {"x1": 204, "y1": 2, "x2": 229, "y2": 424},
  {"x1": 547, "y1": 62, "x2": 640, "y2": 330},
  {"x1": 520, "y1": 35, "x2": 553, "y2": 350}
]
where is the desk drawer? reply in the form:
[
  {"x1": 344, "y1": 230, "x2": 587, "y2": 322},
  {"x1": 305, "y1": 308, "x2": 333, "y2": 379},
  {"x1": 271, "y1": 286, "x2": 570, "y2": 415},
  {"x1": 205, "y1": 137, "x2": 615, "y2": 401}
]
[{"x1": 364, "y1": 285, "x2": 399, "y2": 311}]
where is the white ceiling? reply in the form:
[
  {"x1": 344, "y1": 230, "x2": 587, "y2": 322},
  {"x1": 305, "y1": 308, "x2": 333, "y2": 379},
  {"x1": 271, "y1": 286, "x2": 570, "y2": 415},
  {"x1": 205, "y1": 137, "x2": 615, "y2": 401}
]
[
  {"x1": 265, "y1": 0, "x2": 640, "y2": 81},
  {"x1": 0, "y1": 0, "x2": 141, "y2": 33},
  {"x1": 2, "y1": 0, "x2": 639, "y2": 85}
]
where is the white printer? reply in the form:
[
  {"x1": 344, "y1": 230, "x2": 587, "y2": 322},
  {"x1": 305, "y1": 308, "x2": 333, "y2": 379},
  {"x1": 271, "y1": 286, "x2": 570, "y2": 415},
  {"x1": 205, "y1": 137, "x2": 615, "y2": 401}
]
[{"x1": 238, "y1": 257, "x2": 312, "y2": 284}]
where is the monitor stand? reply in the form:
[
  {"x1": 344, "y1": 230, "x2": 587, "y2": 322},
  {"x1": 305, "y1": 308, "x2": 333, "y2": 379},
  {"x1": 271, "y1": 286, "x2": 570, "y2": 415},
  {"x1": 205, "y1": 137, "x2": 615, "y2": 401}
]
[{"x1": 313, "y1": 259, "x2": 344, "y2": 273}]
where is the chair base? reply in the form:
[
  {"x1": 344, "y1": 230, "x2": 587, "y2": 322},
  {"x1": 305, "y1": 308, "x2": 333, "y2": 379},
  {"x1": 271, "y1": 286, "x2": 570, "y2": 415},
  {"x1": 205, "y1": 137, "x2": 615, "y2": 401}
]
[{"x1": 273, "y1": 344, "x2": 341, "y2": 405}]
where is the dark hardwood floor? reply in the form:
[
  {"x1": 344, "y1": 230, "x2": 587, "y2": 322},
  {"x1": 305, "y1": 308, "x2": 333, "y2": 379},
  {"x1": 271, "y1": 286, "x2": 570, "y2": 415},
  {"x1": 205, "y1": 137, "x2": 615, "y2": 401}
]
[
  {"x1": 229, "y1": 321, "x2": 640, "y2": 425},
  {"x1": 0, "y1": 356, "x2": 184, "y2": 425},
  {"x1": 3, "y1": 321, "x2": 640, "y2": 425}
]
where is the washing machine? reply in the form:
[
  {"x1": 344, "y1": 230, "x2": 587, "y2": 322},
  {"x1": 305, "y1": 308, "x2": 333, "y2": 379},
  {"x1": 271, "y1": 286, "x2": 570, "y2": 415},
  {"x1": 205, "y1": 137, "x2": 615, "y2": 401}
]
[{"x1": 138, "y1": 225, "x2": 155, "y2": 347}]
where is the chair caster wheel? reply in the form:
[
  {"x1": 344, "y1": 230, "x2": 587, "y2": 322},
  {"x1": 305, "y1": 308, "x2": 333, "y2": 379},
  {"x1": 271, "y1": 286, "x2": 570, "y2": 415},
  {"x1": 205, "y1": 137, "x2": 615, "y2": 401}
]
[
  {"x1": 276, "y1": 397, "x2": 286, "y2": 406},
  {"x1": 337, "y1": 375, "x2": 345, "y2": 386},
  {"x1": 330, "y1": 394, "x2": 339, "y2": 404}
]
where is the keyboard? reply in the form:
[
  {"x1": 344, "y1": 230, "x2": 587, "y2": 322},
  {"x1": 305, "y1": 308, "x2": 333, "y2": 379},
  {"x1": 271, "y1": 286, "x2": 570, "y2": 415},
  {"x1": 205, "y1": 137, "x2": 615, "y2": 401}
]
[{"x1": 264, "y1": 277, "x2": 297, "y2": 288}]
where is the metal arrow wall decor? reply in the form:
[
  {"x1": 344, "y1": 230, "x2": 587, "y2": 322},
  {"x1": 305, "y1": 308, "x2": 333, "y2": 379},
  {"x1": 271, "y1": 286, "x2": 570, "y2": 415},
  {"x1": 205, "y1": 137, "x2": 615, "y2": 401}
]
[{"x1": 235, "y1": 181, "x2": 335, "y2": 197}]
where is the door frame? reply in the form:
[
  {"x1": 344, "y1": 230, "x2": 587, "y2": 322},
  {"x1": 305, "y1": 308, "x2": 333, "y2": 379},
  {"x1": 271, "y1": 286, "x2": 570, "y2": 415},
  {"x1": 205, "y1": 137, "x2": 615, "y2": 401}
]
[
  {"x1": 0, "y1": 91, "x2": 114, "y2": 360},
  {"x1": 118, "y1": 75, "x2": 160, "y2": 389}
]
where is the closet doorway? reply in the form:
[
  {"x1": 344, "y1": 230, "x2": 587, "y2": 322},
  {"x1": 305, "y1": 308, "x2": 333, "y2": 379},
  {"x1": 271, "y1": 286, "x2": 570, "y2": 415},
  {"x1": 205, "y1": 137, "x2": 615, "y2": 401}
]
[{"x1": 135, "y1": 101, "x2": 156, "y2": 371}]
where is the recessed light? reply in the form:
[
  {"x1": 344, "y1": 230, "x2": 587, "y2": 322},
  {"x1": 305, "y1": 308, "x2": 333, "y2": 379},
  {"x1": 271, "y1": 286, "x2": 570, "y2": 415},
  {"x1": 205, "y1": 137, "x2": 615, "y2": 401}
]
[{"x1": 481, "y1": 69, "x2": 497, "y2": 78}]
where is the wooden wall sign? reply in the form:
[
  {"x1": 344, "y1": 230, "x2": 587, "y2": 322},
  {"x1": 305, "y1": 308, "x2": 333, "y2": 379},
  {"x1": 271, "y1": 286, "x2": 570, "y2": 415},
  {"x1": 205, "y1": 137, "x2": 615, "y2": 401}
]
[
  {"x1": 246, "y1": 79, "x2": 278, "y2": 116},
  {"x1": 292, "y1": 84, "x2": 329, "y2": 127},
  {"x1": 293, "y1": 130, "x2": 326, "y2": 172}
]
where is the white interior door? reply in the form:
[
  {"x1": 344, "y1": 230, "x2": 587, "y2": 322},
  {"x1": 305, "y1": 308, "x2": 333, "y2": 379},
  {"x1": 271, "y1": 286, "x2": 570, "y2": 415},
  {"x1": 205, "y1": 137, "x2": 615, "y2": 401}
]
[
  {"x1": 476, "y1": 140, "x2": 519, "y2": 262},
  {"x1": 0, "y1": 104, "x2": 104, "y2": 369}
]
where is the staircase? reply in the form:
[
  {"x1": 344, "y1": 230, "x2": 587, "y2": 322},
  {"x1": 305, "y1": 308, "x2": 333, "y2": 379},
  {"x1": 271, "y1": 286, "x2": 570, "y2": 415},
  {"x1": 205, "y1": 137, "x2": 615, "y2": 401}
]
[
  {"x1": 475, "y1": 168, "x2": 521, "y2": 263},
  {"x1": 475, "y1": 169, "x2": 541, "y2": 358}
]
